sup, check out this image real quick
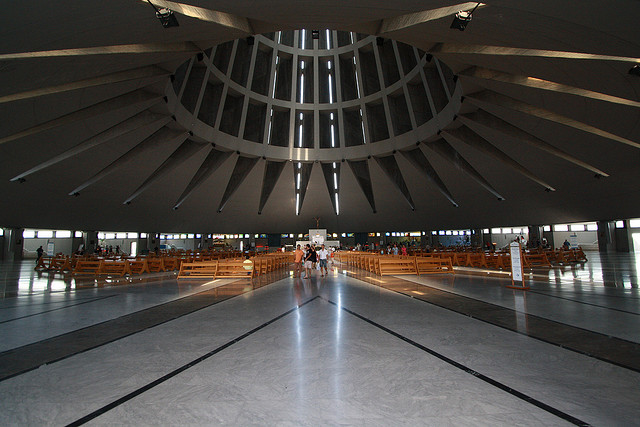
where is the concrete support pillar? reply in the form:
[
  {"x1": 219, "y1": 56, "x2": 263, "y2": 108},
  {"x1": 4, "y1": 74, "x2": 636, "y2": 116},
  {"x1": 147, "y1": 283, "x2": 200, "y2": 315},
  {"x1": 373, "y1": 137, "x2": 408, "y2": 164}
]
[
  {"x1": 597, "y1": 221, "x2": 615, "y2": 252},
  {"x1": 71, "y1": 231, "x2": 84, "y2": 254},
  {"x1": 471, "y1": 229, "x2": 483, "y2": 248},
  {"x1": 6, "y1": 228, "x2": 24, "y2": 261},
  {"x1": 615, "y1": 220, "x2": 631, "y2": 252},
  {"x1": 147, "y1": 233, "x2": 160, "y2": 255},
  {"x1": 527, "y1": 225, "x2": 544, "y2": 248},
  {"x1": 84, "y1": 231, "x2": 98, "y2": 254},
  {"x1": 542, "y1": 228, "x2": 554, "y2": 249}
]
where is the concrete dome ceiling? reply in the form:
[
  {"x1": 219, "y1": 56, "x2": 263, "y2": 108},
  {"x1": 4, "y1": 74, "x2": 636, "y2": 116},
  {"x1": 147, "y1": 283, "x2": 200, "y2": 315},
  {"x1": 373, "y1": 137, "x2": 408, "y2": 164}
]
[{"x1": 1, "y1": 1, "x2": 639, "y2": 233}]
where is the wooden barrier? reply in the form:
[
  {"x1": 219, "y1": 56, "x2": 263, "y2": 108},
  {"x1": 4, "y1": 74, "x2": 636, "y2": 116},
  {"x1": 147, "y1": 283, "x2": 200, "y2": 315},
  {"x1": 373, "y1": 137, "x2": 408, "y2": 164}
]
[{"x1": 147, "y1": 258, "x2": 165, "y2": 272}]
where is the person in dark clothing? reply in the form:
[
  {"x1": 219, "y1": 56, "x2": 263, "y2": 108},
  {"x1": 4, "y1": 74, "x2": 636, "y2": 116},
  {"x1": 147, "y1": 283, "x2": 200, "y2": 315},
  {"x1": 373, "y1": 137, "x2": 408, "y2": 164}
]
[{"x1": 36, "y1": 246, "x2": 44, "y2": 261}]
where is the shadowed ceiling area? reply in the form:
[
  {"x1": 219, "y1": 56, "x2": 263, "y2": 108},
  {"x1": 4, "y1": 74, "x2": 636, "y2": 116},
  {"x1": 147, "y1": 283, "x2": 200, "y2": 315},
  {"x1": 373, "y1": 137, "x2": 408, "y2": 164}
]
[{"x1": 1, "y1": 1, "x2": 640, "y2": 233}]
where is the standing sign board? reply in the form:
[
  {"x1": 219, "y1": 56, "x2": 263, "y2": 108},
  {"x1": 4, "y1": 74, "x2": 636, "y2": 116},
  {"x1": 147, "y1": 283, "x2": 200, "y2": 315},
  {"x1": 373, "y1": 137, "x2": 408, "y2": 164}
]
[
  {"x1": 46, "y1": 242, "x2": 55, "y2": 256},
  {"x1": 507, "y1": 241, "x2": 529, "y2": 290}
]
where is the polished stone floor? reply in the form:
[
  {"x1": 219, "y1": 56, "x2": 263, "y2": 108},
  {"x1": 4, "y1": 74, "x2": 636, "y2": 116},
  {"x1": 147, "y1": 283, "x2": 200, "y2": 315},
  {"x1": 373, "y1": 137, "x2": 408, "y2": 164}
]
[{"x1": 0, "y1": 251, "x2": 639, "y2": 426}]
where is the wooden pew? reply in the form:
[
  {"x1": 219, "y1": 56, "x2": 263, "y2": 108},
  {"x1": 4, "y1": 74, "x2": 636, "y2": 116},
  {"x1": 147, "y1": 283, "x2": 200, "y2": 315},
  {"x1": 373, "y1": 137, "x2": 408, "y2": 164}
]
[
  {"x1": 415, "y1": 256, "x2": 454, "y2": 275},
  {"x1": 73, "y1": 260, "x2": 103, "y2": 276},
  {"x1": 215, "y1": 259, "x2": 254, "y2": 279},
  {"x1": 524, "y1": 253, "x2": 552, "y2": 268},
  {"x1": 147, "y1": 257, "x2": 166, "y2": 272},
  {"x1": 377, "y1": 256, "x2": 417, "y2": 275},
  {"x1": 100, "y1": 260, "x2": 132, "y2": 277},
  {"x1": 177, "y1": 261, "x2": 218, "y2": 279},
  {"x1": 129, "y1": 259, "x2": 150, "y2": 275}
]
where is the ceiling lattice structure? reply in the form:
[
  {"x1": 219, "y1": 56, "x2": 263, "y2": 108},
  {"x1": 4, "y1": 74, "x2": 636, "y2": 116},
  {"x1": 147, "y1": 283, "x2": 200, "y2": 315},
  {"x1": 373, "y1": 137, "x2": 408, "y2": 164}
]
[{"x1": 1, "y1": 1, "x2": 639, "y2": 233}]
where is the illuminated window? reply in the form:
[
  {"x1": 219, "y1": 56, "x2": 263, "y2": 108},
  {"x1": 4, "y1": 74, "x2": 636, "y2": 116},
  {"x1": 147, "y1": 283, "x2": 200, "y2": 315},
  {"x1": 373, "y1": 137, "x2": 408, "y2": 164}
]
[
  {"x1": 439, "y1": 231, "x2": 445, "y2": 236},
  {"x1": 141, "y1": 233, "x2": 148, "y2": 238},
  {"x1": 75, "y1": 231, "x2": 83, "y2": 238},
  {"x1": 23, "y1": 230, "x2": 36, "y2": 238},
  {"x1": 629, "y1": 219, "x2": 640, "y2": 228},
  {"x1": 187, "y1": 234, "x2": 195, "y2": 239},
  {"x1": 38, "y1": 230, "x2": 53, "y2": 238},
  {"x1": 554, "y1": 224, "x2": 568, "y2": 232},
  {"x1": 543, "y1": 225, "x2": 551, "y2": 232},
  {"x1": 491, "y1": 228, "x2": 501, "y2": 234},
  {"x1": 105, "y1": 233, "x2": 115, "y2": 240},
  {"x1": 616, "y1": 220, "x2": 625, "y2": 229},
  {"x1": 570, "y1": 224, "x2": 584, "y2": 232},
  {"x1": 56, "y1": 230, "x2": 71, "y2": 238},
  {"x1": 196, "y1": 234, "x2": 202, "y2": 238},
  {"x1": 586, "y1": 223, "x2": 598, "y2": 231},
  {"x1": 483, "y1": 229, "x2": 489, "y2": 234},
  {"x1": 116, "y1": 233, "x2": 127, "y2": 239},
  {"x1": 446, "y1": 231, "x2": 452, "y2": 235}
]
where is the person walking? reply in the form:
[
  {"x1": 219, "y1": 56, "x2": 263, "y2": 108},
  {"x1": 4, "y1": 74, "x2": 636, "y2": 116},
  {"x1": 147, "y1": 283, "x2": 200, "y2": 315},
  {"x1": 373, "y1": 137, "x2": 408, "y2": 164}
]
[
  {"x1": 317, "y1": 244, "x2": 329, "y2": 277},
  {"x1": 36, "y1": 246, "x2": 44, "y2": 261},
  {"x1": 303, "y1": 244, "x2": 314, "y2": 279}
]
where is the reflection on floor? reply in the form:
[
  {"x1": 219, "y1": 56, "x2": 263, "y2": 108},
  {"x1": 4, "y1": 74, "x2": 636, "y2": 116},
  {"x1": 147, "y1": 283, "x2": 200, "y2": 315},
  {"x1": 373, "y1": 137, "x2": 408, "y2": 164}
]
[{"x1": 0, "y1": 251, "x2": 639, "y2": 425}]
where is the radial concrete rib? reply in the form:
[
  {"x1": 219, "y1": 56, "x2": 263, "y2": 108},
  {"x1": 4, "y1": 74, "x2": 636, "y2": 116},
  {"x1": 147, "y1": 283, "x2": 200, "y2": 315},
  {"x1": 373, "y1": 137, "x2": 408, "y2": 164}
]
[
  {"x1": 0, "y1": 89, "x2": 162, "y2": 145},
  {"x1": 466, "y1": 91, "x2": 640, "y2": 149},
  {"x1": 0, "y1": 66, "x2": 169, "y2": 105},
  {"x1": 124, "y1": 139, "x2": 208, "y2": 205},
  {"x1": 258, "y1": 160, "x2": 286, "y2": 214},
  {"x1": 426, "y1": 139, "x2": 505, "y2": 200},
  {"x1": 217, "y1": 156, "x2": 260, "y2": 213},
  {"x1": 377, "y1": 2, "x2": 486, "y2": 34},
  {"x1": 442, "y1": 126, "x2": 556, "y2": 191},
  {"x1": 320, "y1": 163, "x2": 340, "y2": 215},
  {"x1": 11, "y1": 111, "x2": 168, "y2": 182},
  {"x1": 69, "y1": 127, "x2": 185, "y2": 195},
  {"x1": 145, "y1": 1, "x2": 254, "y2": 34},
  {"x1": 295, "y1": 163, "x2": 314, "y2": 215},
  {"x1": 0, "y1": 42, "x2": 200, "y2": 61},
  {"x1": 374, "y1": 155, "x2": 416, "y2": 210},
  {"x1": 459, "y1": 110, "x2": 609, "y2": 177},
  {"x1": 400, "y1": 148, "x2": 458, "y2": 207},
  {"x1": 430, "y1": 43, "x2": 640, "y2": 64},
  {"x1": 459, "y1": 66, "x2": 640, "y2": 108},
  {"x1": 347, "y1": 160, "x2": 377, "y2": 214},
  {"x1": 174, "y1": 148, "x2": 233, "y2": 209}
]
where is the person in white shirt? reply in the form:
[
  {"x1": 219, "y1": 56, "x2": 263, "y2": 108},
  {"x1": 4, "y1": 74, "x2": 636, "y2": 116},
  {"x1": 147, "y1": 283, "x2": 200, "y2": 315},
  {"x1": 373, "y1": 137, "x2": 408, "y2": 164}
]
[{"x1": 317, "y1": 244, "x2": 329, "y2": 277}]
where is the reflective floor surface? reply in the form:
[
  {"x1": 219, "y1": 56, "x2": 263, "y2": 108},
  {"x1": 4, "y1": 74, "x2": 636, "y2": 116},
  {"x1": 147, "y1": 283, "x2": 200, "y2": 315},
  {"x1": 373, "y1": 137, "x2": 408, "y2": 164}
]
[{"x1": 0, "y1": 251, "x2": 639, "y2": 426}]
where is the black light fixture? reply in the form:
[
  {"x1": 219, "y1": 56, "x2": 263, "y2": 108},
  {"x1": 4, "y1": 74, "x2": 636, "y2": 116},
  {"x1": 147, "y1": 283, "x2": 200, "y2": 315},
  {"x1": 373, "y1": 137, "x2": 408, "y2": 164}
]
[
  {"x1": 146, "y1": 1, "x2": 179, "y2": 28},
  {"x1": 376, "y1": 37, "x2": 385, "y2": 46},
  {"x1": 247, "y1": 36, "x2": 255, "y2": 46},
  {"x1": 312, "y1": 30, "x2": 320, "y2": 39},
  {"x1": 450, "y1": 2, "x2": 480, "y2": 31},
  {"x1": 629, "y1": 64, "x2": 640, "y2": 76}
]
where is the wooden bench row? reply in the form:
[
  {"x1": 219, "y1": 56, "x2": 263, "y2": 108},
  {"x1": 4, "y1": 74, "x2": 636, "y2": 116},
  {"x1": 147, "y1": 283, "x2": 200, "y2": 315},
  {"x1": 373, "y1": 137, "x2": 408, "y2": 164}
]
[
  {"x1": 335, "y1": 252, "x2": 454, "y2": 276},
  {"x1": 177, "y1": 254, "x2": 292, "y2": 280}
]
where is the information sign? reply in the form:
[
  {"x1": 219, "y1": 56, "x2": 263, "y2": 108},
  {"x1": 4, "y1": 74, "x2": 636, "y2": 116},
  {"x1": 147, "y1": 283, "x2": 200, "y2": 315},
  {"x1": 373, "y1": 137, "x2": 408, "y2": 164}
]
[{"x1": 508, "y1": 241, "x2": 529, "y2": 290}]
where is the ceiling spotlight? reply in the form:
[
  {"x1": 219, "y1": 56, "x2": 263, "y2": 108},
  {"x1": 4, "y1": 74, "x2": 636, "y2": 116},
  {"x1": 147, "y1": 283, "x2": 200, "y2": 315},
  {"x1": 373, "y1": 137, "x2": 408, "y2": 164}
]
[
  {"x1": 629, "y1": 65, "x2": 640, "y2": 76},
  {"x1": 450, "y1": 3, "x2": 481, "y2": 31},
  {"x1": 146, "y1": 1, "x2": 179, "y2": 28}
]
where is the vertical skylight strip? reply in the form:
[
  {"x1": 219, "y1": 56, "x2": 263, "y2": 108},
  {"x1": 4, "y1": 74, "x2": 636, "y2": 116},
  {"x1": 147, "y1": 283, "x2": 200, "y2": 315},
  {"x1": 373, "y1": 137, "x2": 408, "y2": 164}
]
[
  {"x1": 299, "y1": 72, "x2": 305, "y2": 103},
  {"x1": 330, "y1": 123, "x2": 335, "y2": 147},
  {"x1": 335, "y1": 193, "x2": 339, "y2": 215},
  {"x1": 328, "y1": 74, "x2": 333, "y2": 103},
  {"x1": 267, "y1": 108, "x2": 273, "y2": 144},
  {"x1": 297, "y1": 172, "x2": 301, "y2": 189},
  {"x1": 353, "y1": 56, "x2": 361, "y2": 98},
  {"x1": 296, "y1": 192, "x2": 300, "y2": 215},
  {"x1": 326, "y1": 29, "x2": 331, "y2": 48},
  {"x1": 301, "y1": 29, "x2": 306, "y2": 49},
  {"x1": 333, "y1": 172, "x2": 338, "y2": 190},
  {"x1": 272, "y1": 56, "x2": 279, "y2": 96},
  {"x1": 360, "y1": 109, "x2": 366, "y2": 144},
  {"x1": 298, "y1": 121, "x2": 303, "y2": 147}
]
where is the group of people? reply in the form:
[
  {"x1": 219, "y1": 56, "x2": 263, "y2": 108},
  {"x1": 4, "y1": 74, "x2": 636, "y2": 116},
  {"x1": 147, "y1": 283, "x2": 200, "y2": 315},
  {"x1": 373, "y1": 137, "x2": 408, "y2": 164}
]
[
  {"x1": 294, "y1": 244, "x2": 331, "y2": 278},
  {"x1": 384, "y1": 243, "x2": 408, "y2": 256}
]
